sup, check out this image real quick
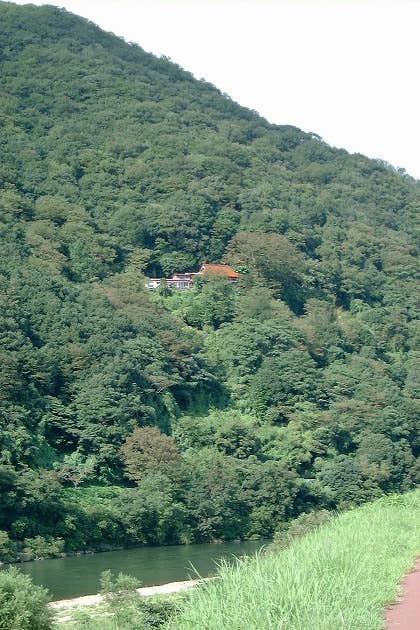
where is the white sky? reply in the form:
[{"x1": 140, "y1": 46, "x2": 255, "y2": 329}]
[{"x1": 11, "y1": 0, "x2": 420, "y2": 179}]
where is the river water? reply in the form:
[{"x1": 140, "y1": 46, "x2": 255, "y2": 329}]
[{"x1": 17, "y1": 540, "x2": 266, "y2": 600}]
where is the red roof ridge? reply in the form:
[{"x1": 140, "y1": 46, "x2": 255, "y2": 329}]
[{"x1": 199, "y1": 263, "x2": 240, "y2": 278}]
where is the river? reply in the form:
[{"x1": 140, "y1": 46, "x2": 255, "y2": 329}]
[{"x1": 17, "y1": 540, "x2": 266, "y2": 600}]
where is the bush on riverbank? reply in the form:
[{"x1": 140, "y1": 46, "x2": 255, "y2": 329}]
[
  {"x1": 55, "y1": 572, "x2": 180, "y2": 629},
  {"x1": 167, "y1": 489, "x2": 420, "y2": 629},
  {"x1": 272, "y1": 508, "x2": 333, "y2": 548},
  {"x1": 0, "y1": 567, "x2": 52, "y2": 630},
  {"x1": 0, "y1": 532, "x2": 66, "y2": 564}
]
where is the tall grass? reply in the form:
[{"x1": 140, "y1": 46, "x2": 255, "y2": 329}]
[{"x1": 168, "y1": 490, "x2": 420, "y2": 629}]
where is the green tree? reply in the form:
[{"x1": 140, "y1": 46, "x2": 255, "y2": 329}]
[
  {"x1": 226, "y1": 231, "x2": 307, "y2": 311},
  {"x1": 120, "y1": 427, "x2": 180, "y2": 484},
  {"x1": 185, "y1": 276, "x2": 236, "y2": 329},
  {"x1": 250, "y1": 349, "x2": 322, "y2": 421},
  {"x1": 215, "y1": 421, "x2": 261, "y2": 459}
]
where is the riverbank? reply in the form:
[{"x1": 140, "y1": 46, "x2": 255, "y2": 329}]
[
  {"x1": 52, "y1": 579, "x2": 208, "y2": 628},
  {"x1": 50, "y1": 578, "x2": 206, "y2": 610}
]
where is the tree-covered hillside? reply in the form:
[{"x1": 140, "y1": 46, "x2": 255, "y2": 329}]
[{"x1": 0, "y1": 2, "x2": 418, "y2": 560}]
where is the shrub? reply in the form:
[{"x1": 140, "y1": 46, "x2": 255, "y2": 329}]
[
  {"x1": 0, "y1": 530, "x2": 15, "y2": 562},
  {"x1": 100, "y1": 570, "x2": 179, "y2": 628},
  {"x1": 0, "y1": 567, "x2": 52, "y2": 630},
  {"x1": 22, "y1": 535, "x2": 65, "y2": 560},
  {"x1": 272, "y1": 509, "x2": 333, "y2": 548}
]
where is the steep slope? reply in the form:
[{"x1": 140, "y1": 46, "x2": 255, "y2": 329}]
[{"x1": 0, "y1": 2, "x2": 418, "y2": 559}]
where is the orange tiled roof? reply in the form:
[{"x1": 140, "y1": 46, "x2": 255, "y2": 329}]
[{"x1": 199, "y1": 264, "x2": 240, "y2": 278}]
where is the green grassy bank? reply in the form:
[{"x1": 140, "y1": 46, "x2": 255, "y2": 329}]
[{"x1": 168, "y1": 489, "x2": 420, "y2": 630}]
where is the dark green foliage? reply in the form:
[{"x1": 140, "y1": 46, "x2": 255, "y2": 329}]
[
  {"x1": 0, "y1": 1, "x2": 418, "y2": 556},
  {"x1": 183, "y1": 277, "x2": 236, "y2": 329},
  {"x1": 215, "y1": 421, "x2": 261, "y2": 459},
  {"x1": 249, "y1": 349, "x2": 322, "y2": 421},
  {"x1": 182, "y1": 449, "x2": 250, "y2": 541},
  {"x1": 226, "y1": 231, "x2": 307, "y2": 311},
  {"x1": 114, "y1": 475, "x2": 187, "y2": 546}
]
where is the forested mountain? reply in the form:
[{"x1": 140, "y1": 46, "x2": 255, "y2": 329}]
[{"x1": 0, "y1": 1, "x2": 418, "y2": 560}]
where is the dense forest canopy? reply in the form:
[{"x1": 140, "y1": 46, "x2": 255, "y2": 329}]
[{"x1": 0, "y1": 1, "x2": 418, "y2": 560}]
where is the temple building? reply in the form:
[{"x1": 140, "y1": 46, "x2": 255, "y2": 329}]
[{"x1": 145, "y1": 264, "x2": 240, "y2": 290}]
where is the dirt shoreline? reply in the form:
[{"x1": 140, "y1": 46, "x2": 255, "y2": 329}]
[
  {"x1": 385, "y1": 558, "x2": 420, "y2": 630},
  {"x1": 50, "y1": 578, "x2": 208, "y2": 610}
]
